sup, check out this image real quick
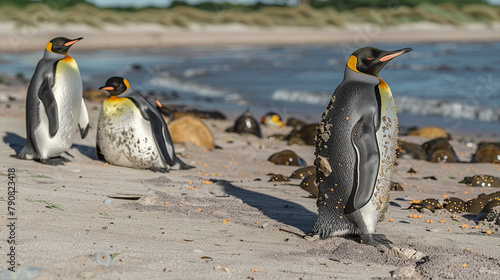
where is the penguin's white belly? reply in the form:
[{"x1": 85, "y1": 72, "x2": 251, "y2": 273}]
[
  {"x1": 35, "y1": 59, "x2": 82, "y2": 158},
  {"x1": 359, "y1": 82, "x2": 398, "y2": 232},
  {"x1": 97, "y1": 98, "x2": 164, "y2": 169}
]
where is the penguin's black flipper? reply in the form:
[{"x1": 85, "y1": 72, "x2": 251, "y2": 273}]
[
  {"x1": 38, "y1": 77, "x2": 59, "y2": 137},
  {"x1": 347, "y1": 112, "x2": 380, "y2": 214},
  {"x1": 79, "y1": 124, "x2": 90, "y2": 139},
  {"x1": 78, "y1": 99, "x2": 90, "y2": 139},
  {"x1": 125, "y1": 92, "x2": 175, "y2": 166},
  {"x1": 147, "y1": 109, "x2": 175, "y2": 166}
]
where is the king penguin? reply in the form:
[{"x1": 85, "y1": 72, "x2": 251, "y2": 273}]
[
  {"x1": 312, "y1": 47, "x2": 412, "y2": 246},
  {"x1": 96, "y1": 77, "x2": 193, "y2": 172},
  {"x1": 16, "y1": 37, "x2": 89, "y2": 165}
]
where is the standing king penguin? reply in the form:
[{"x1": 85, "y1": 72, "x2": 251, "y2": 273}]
[
  {"x1": 17, "y1": 37, "x2": 89, "y2": 165},
  {"x1": 312, "y1": 47, "x2": 412, "y2": 246},
  {"x1": 96, "y1": 77, "x2": 193, "y2": 172}
]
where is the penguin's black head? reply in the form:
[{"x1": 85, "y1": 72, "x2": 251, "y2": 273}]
[
  {"x1": 348, "y1": 47, "x2": 412, "y2": 76},
  {"x1": 99, "y1": 77, "x2": 129, "y2": 96},
  {"x1": 46, "y1": 37, "x2": 83, "y2": 54}
]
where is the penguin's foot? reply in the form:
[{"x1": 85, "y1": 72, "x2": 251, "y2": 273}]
[
  {"x1": 149, "y1": 167, "x2": 170, "y2": 173},
  {"x1": 173, "y1": 159, "x2": 195, "y2": 170},
  {"x1": 40, "y1": 157, "x2": 70, "y2": 166},
  {"x1": 359, "y1": 233, "x2": 392, "y2": 248},
  {"x1": 15, "y1": 146, "x2": 37, "y2": 160}
]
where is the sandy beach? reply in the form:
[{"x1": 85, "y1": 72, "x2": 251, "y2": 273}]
[
  {"x1": 0, "y1": 22, "x2": 500, "y2": 279},
  {"x1": 1, "y1": 22, "x2": 500, "y2": 53}
]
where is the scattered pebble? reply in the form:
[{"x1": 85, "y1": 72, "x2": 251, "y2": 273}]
[
  {"x1": 103, "y1": 198, "x2": 113, "y2": 204},
  {"x1": 191, "y1": 249, "x2": 204, "y2": 254},
  {"x1": 392, "y1": 265, "x2": 421, "y2": 279},
  {"x1": 93, "y1": 251, "x2": 113, "y2": 268},
  {"x1": 213, "y1": 266, "x2": 230, "y2": 273},
  {"x1": 391, "y1": 247, "x2": 426, "y2": 261}
]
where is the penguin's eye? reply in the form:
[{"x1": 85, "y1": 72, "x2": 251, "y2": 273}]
[
  {"x1": 366, "y1": 57, "x2": 374, "y2": 61},
  {"x1": 57, "y1": 43, "x2": 62, "y2": 46}
]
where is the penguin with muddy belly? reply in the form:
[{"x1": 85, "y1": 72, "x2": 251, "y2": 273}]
[
  {"x1": 16, "y1": 37, "x2": 89, "y2": 165},
  {"x1": 96, "y1": 77, "x2": 193, "y2": 172},
  {"x1": 312, "y1": 47, "x2": 412, "y2": 246}
]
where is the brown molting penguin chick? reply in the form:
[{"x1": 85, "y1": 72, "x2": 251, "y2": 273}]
[
  {"x1": 226, "y1": 111, "x2": 262, "y2": 138},
  {"x1": 421, "y1": 137, "x2": 460, "y2": 163},
  {"x1": 268, "y1": 150, "x2": 307, "y2": 166},
  {"x1": 471, "y1": 142, "x2": 500, "y2": 163}
]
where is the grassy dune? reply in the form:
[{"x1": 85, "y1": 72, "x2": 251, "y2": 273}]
[{"x1": 0, "y1": 3, "x2": 499, "y2": 28}]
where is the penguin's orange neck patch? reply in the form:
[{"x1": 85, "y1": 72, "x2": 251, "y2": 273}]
[
  {"x1": 107, "y1": 96, "x2": 126, "y2": 102},
  {"x1": 378, "y1": 78, "x2": 389, "y2": 89},
  {"x1": 347, "y1": 55, "x2": 359, "y2": 73},
  {"x1": 45, "y1": 42, "x2": 52, "y2": 52},
  {"x1": 60, "y1": 55, "x2": 74, "y2": 63},
  {"x1": 123, "y1": 79, "x2": 130, "y2": 91}
]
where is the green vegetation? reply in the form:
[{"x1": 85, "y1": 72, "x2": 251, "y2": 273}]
[
  {"x1": 23, "y1": 169, "x2": 53, "y2": 179},
  {"x1": 111, "y1": 252, "x2": 122, "y2": 260},
  {"x1": 309, "y1": 0, "x2": 490, "y2": 10},
  {"x1": 36, "y1": 200, "x2": 64, "y2": 211},
  {"x1": 0, "y1": 1, "x2": 498, "y2": 28}
]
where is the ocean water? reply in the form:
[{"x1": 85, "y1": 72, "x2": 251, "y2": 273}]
[{"x1": 1, "y1": 41, "x2": 499, "y2": 134}]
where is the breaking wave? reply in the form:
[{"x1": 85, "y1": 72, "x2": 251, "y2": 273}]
[
  {"x1": 183, "y1": 64, "x2": 232, "y2": 78},
  {"x1": 271, "y1": 89, "x2": 331, "y2": 105},
  {"x1": 149, "y1": 73, "x2": 247, "y2": 105},
  {"x1": 396, "y1": 96, "x2": 500, "y2": 122},
  {"x1": 272, "y1": 89, "x2": 500, "y2": 122}
]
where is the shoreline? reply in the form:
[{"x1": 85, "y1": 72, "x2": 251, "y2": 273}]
[
  {"x1": 1, "y1": 21, "x2": 499, "y2": 53},
  {"x1": 2, "y1": 80, "x2": 499, "y2": 141}
]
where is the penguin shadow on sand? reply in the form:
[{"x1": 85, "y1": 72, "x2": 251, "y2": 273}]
[
  {"x1": 215, "y1": 179, "x2": 317, "y2": 233},
  {"x1": 3, "y1": 133, "x2": 25, "y2": 155},
  {"x1": 3, "y1": 132, "x2": 97, "y2": 161}
]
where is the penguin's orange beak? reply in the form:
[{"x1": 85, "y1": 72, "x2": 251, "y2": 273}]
[
  {"x1": 380, "y1": 52, "x2": 404, "y2": 62},
  {"x1": 380, "y1": 47, "x2": 413, "y2": 62},
  {"x1": 64, "y1": 37, "x2": 83, "y2": 47},
  {"x1": 99, "y1": 86, "x2": 114, "y2": 91}
]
